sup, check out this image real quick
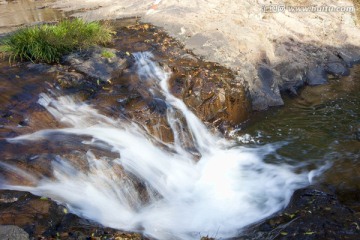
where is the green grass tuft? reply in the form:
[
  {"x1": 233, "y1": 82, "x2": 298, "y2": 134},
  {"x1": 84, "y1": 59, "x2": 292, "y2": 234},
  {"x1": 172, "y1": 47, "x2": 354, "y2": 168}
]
[
  {"x1": 101, "y1": 50, "x2": 116, "y2": 59},
  {"x1": 0, "y1": 18, "x2": 114, "y2": 63}
]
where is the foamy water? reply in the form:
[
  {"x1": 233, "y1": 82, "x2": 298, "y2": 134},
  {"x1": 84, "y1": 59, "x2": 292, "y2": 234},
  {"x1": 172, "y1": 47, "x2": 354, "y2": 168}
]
[{"x1": 1, "y1": 53, "x2": 319, "y2": 239}]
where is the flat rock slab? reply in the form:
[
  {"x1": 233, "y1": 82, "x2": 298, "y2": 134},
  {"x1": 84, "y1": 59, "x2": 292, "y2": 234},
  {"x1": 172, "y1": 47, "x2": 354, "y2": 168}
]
[
  {"x1": 0, "y1": 225, "x2": 29, "y2": 240},
  {"x1": 63, "y1": 46, "x2": 131, "y2": 82}
]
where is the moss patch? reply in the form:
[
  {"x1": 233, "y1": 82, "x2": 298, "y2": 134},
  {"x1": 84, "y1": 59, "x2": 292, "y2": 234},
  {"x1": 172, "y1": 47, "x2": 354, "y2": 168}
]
[{"x1": 101, "y1": 50, "x2": 116, "y2": 58}]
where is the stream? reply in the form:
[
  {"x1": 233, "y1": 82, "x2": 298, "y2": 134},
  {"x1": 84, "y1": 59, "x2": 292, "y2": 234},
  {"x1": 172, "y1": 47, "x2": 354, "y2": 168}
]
[{"x1": 0, "y1": 1, "x2": 359, "y2": 239}]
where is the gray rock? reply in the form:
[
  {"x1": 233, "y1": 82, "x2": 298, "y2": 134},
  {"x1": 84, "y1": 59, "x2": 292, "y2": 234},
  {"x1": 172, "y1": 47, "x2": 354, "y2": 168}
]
[
  {"x1": 306, "y1": 66, "x2": 328, "y2": 85},
  {"x1": 258, "y1": 65, "x2": 273, "y2": 84},
  {"x1": 325, "y1": 62, "x2": 350, "y2": 77},
  {"x1": 276, "y1": 62, "x2": 306, "y2": 94},
  {"x1": 63, "y1": 47, "x2": 130, "y2": 82},
  {"x1": 0, "y1": 225, "x2": 29, "y2": 240},
  {"x1": 337, "y1": 50, "x2": 360, "y2": 67},
  {"x1": 251, "y1": 65, "x2": 284, "y2": 111},
  {"x1": 148, "y1": 98, "x2": 167, "y2": 115}
]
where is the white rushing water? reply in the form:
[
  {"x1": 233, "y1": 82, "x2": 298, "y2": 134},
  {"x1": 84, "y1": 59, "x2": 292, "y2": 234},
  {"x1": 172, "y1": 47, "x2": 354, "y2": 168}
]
[{"x1": 2, "y1": 52, "x2": 318, "y2": 239}]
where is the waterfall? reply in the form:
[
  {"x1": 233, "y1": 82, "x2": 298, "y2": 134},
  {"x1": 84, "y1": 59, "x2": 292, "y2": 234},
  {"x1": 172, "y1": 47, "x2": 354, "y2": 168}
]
[{"x1": 1, "y1": 52, "x2": 317, "y2": 239}]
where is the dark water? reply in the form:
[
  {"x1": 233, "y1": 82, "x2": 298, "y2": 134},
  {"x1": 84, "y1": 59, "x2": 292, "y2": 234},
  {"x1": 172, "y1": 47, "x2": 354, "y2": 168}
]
[{"x1": 234, "y1": 68, "x2": 360, "y2": 212}]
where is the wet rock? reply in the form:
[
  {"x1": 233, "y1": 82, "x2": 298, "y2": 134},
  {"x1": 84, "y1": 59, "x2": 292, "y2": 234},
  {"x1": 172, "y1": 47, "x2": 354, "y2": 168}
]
[
  {"x1": 251, "y1": 65, "x2": 284, "y2": 111},
  {"x1": 26, "y1": 63, "x2": 52, "y2": 73},
  {"x1": 306, "y1": 66, "x2": 328, "y2": 86},
  {"x1": 325, "y1": 62, "x2": 350, "y2": 77},
  {"x1": 0, "y1": 190, "x2": 64, "y2": 235},
  {"x1": 26, "y1": 63, "x2": 66, "y2": 74},
  {"x1": 63, "y1": 46, "x2": 131, "y2": 82},
  {"x1": 182, "y1": 71, "x2": 250, "y2": 125},
  {"x1": 239, "y1": 187, "x2": 360, "y2": 240},
  {"x1": 337, "y1": 50, "x2": 360, "y2": 68},
  {"x1": 56, "y1": 71, "x2": 86, "y2": 89},
  {"x1": 112, "y1": 22, "x2": 250, "y2": 127},
  {"x1": 0, "y1": 225, "x2": 29, "y2": 240},
  {"x1": 224, "y1": 83, "x2": 250, "y2": 125},
  {"x1": 277, "y1": 62, "x2": 306, "y2": 95},
  {"x1": 109, "y1": 90, "x2": 174, "y2": 143},
  {"x1": 0, "y1": 190, "x2": 145, "y2": 239},
  {"x1": 144, "y1": 116, "x2": 174, "y2": 143},
  {"x1": 148, "y1": 98, "x2": 167, "y2": 115}
]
